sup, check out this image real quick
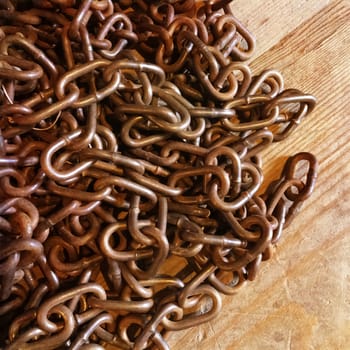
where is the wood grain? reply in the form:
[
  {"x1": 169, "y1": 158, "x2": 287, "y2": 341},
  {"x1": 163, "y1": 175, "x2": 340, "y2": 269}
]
[{"x1": 170, "y1": 1, "x2": 350, "y2": 349}]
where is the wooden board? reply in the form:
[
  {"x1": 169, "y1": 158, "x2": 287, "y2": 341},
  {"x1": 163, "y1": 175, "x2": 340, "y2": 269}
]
[{"x1": 169, "y1": 1, "x2": 350, "y2": 349}]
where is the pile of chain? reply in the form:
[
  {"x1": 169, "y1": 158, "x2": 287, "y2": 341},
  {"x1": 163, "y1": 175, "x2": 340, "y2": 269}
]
[{"x1": 0, "y1": 1, "x2": 318, "y2": 349}]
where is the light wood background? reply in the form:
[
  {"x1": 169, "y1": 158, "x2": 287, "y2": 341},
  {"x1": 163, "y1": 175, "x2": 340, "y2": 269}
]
[{"x1": 170, "y1": 1, "x2": 350, "y2": 349}]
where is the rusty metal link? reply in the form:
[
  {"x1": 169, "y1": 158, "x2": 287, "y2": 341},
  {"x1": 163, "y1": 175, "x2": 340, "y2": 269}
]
[
  {"x1": 0, "y1": 0, "x2": 318, "y2": 349},
  {"x1": 263, "y1": 152, "x2": 318, "y2": 232}
]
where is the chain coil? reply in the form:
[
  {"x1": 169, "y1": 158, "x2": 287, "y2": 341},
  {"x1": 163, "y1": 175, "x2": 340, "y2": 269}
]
[{"x1": 0, "y1": 1, "x2": 318, "y2": 349}]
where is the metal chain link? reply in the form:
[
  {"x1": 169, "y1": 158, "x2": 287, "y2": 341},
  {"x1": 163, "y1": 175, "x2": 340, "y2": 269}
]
[{"x1": 0, "y1": 1, "x2": 318, "y2": 349}]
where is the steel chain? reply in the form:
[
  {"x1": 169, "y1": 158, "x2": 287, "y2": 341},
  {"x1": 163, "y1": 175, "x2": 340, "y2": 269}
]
[{"x1": 0, "y1": 1, "x2": 318, "y2": 349}]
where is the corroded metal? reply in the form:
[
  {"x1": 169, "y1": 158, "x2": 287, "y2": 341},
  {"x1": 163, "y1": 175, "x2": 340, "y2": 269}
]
[{"x1": 0, "y1": 1, "x2": 317, "y2": 349}]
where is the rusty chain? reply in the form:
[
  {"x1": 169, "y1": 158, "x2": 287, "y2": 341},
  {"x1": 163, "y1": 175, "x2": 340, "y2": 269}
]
[{"x1": 0, "y1": 1, "x2": 318, "y2": 349}]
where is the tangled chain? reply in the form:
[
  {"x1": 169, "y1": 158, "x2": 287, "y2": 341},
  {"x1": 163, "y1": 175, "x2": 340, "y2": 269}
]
[{"x1": 0, "y1": 1, "x2": 318, "y2": 349}]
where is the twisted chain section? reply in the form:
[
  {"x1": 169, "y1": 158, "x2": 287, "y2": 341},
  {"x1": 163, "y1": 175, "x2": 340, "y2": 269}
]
[{"x1": 0, "y1": 1, "x2": 317, "y2": 349}]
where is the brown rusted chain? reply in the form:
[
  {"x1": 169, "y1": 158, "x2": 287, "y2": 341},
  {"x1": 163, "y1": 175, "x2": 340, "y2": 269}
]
[{"x1": 0, "y1": 1, "x2": 318, "y2": 349}]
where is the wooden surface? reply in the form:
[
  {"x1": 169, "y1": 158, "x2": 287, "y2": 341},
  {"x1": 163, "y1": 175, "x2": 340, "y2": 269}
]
[{"x1": 170, "y1": 1, "x2": 350, "y2": 349}]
